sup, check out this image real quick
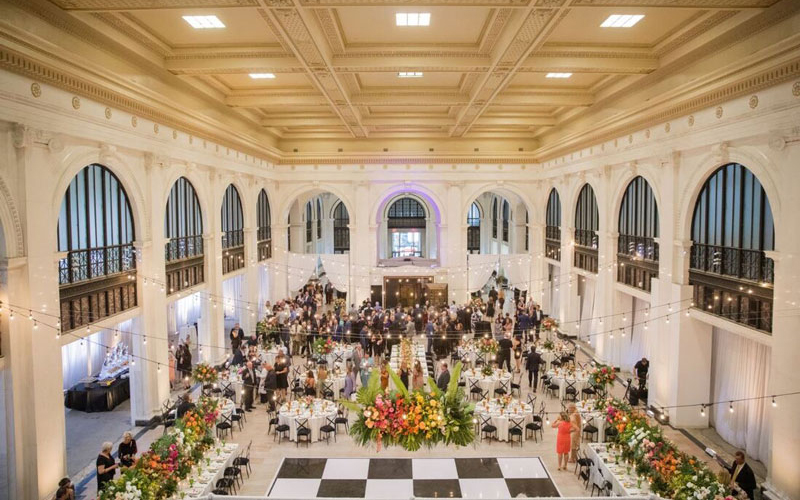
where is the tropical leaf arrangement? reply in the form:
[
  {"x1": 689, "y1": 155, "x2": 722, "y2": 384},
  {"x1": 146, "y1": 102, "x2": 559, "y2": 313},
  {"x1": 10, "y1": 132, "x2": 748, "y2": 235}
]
[{"x1": 343, "y1": 362, "x2": 475, "y2": 451}]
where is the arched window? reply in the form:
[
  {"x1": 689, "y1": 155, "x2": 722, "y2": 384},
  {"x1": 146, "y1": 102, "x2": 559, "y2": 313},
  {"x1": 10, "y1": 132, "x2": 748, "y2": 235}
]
[
  {"x1": 574, "y1": 184, "x2": 599, "y2": 272},
  {"x1": 690, "y1": 163, "x2": 775, "y2": 332},
  {"x1": 492, "y1": 198, "x2": 498, "y2": 239},
  {"x1": 502, "y1": 200, "x2": 510, "y2": 242},
  {"x1": 287, "y1": 213, "x2": 292, "y2": 252},
  {"x1": 316, "y1": 198, "x2": 323, "y2": 239},
  {"x1": 165, "y1": 177, "x2": 204, "y2": 294},
  {"x1": 257, "y1": 189, "x2": 272, "y2": 261},
  {"x1": 467, "y1": 202, "x2": 481, "y2": 254},
  {"x1": 221, "y1": 184, "x2": 244, "y2": 274},
  {"x1": 57, "y1": 164, "x2": 136, "y2": 330},
  {"x1": 545, "y1": 188, "x2": 561, "y2": 261},
  {"x1": 305, "y1": 202, "x2": 313, "y2": 244},
  {"x1": 388, "y1": 197, "x2": 426, "y2": 258},
  {"x1": 525, "y1": 211, "x2": 529, "y2": 252},
  {"x1": 617, "y1": 176, "x2": 659, "y2": 292},
  {"x1": 333, "y1": 202, "x2": 350, "y2": 254}
]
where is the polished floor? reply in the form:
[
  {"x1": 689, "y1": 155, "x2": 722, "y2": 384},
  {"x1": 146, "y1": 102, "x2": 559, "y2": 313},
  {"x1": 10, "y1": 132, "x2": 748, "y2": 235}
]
[{"x1": 267, "y1": 457, "x2": 560, "y2": 498}]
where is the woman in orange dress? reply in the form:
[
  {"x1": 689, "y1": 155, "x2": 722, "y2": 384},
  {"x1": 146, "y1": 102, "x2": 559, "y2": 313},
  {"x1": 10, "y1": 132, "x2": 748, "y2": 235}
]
[
  {"x1": 380, "y1": 362, "x2": 390, "y2": 391},
  {"x1": 551, "y1": 411, "x2": 575, "y2": 471}
]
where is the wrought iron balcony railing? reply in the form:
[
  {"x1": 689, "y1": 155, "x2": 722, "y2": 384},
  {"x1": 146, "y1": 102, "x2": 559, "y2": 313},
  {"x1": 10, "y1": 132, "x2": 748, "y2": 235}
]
[
  {"x1": 690, "y1": 244, "x2": 774, "y2": 284},
  {"x1": 58, "y1": 243, "x2": 136, "y2": 285},
  {"x1": 574, "y1": 228, "x2": 598, "y2": 249},
  {"x1": 222, "y1": 229, "x2": 244, "y2": 250},
  {"x1": 165, "y1": 235, "x2": 204, "y2": 262},
  {"x1": 617, "y1": 234, "x2": 659, "y2": 262}
]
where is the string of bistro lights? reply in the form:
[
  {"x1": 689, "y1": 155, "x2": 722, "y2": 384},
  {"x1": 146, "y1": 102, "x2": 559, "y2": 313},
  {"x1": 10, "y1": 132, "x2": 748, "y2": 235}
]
[{"x1": 3, "y1": 301, "x2": 796, "y2": 419}]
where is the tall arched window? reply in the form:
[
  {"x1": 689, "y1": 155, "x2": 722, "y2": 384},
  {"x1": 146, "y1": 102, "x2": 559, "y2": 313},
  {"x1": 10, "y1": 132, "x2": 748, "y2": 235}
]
[
  {"x1": 388, "y1": 197, "x2": 426, "y2": 258},
  {"x1": 165, "y1": 177, "x2": 204, "y2": 294},
  {"x1": 333, "y1": 202, "x2": 350, "y2": 254},
  {"x1": 491, "y1": 198, "x2": 498, "y2": 239},
  {"x1": 545, "y1": 188, "x2": 561, "y2": 261},
  {"x1": 467, "y1": 202, "x2": 481, "y2": 254},
  {"x1": 257, "y1": 189, "x2": 272, "y2": 261},
  {"x1": 617, "y1": 176, "x2": 659, "y2": 292},
  {"x1": 316, "y1": 198, "x2": 322, "y2": 239},
  {"x1": 221, "y1": 184, "x2": 244, "y2": 274},
  {"x1": 525, "y1": 211, "x2": 529, "y2": 252},
  {"x1": 690, "y1": 163, "x2": 775, "y2": 332},
  {"x1": 57, "y1": 163, "x2": 136, "y2": 330},
  {"x1": 305, "y1": 202, "x2": 313, "y2": 244},
  {"x1": 574, "y1": 184, "x2": 599, "y2": 273},
  {"x1": 502, "y1": 200, "x2": 510, "y2": 242}
]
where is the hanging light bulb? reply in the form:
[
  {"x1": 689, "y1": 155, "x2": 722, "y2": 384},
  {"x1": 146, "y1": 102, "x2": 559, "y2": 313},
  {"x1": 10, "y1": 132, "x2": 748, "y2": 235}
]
[
  {"x1": 157, "y1": 364, "x2": 161, "y2": 373},
  {"x1": 728, "y1": 401, "x2": 734, "y2": 413},
  {"x1": 56, "y1": 331, "x2": 61, "y2": 340},
  {"x1": 33, "y1": 321, "x2": 38, "y2": 330},
  {"x1": 131, "y1": 358, "x2": 136, "y2": 366},
  {"x1": 700, "y1": 405, "x2": 705, "y2": 417},
  {"x1": 143, "y1": 336, "x2": 147, "y2": 344},
  {"x1": 86, "y1": 325, "x2": 91, "y2": 333},
  {"x1": 9, "y1": 311, "x2": 15, "y2": 320},
  {"x1": 665, "y1": 316, "x2": 670, "y2": 324},
  {"x1": 644, "y1": 322, "x2": 648, "y2": 330},
  {"x1": 609, "y1": 331, "x2": 614, "y2": 339},
  {"x1": 771, "y1": 396, "x2": 777, "y2": 408},
  {"x1": 28, "y1": 310, "x2": 33, "y2": 321}
]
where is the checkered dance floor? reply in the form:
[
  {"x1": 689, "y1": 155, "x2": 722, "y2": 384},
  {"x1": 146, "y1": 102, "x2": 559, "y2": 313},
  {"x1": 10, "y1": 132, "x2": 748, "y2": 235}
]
[{"x1": 267, "y1": 457, "x2": 561, "y2": 498}]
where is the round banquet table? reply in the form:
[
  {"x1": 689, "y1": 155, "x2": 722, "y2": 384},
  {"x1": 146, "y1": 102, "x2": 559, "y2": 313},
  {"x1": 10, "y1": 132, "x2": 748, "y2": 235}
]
[
  {"x1": 319, "y1": 346, "x2": 354, "y2": 369},
  {"x1": 576, "y1": 399, "x2": 609, "y2": 442},
  {"x1": 218, "y1": 398, "x2": 235, "y2": 421},
  {"x1": 461, "y1": 368, "x2": 513, "y2": 396},
  {"x1": 473, "y1": 398, "x2": 534, "y2": 441},
  {"x1": 278, "y1": 399, "x2": 338, "y2": 442},
  {"x1": 318, "y1": 374, "x2": 346, "y2": 398},
  {"x1": 547, "y1": 369, "x2": 590, "y2": 400}
]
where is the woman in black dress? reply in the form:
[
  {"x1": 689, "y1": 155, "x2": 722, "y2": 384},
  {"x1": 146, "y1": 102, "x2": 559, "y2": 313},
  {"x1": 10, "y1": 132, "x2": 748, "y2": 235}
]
[
  {"x1": 399, "y1": 361, "x2": 410, "y2": 390},
  {"x1": 274, "y1": 354, "x2": 289, "y2": 402},
  {"x1": 177, "y1": 344, "x2": 192, "y2": 389},
  {"x1": 117, "y1": 431, "x2": 137, "y2": 468},
  {"x1": 96, "y1": 442, "x2": 118, "y2": 494}
]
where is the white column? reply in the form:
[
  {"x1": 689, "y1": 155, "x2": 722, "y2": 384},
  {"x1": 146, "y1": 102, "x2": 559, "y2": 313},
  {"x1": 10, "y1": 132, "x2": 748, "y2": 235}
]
[
  {"x1": 242, "y1": 227, "x2": 259, "y2": 335},
  {"x1": 351, "y1": 182, "x2": 371, "y2": 303},
  {"x1": 271, "y1": 224, "x2": 289, "y2": 300},
  {"x1": 445, "y1": 183, "x2": 467, "y2": 303},
  {"x1": 593, "y1": 231, "x2": 616, "y2": 362},
  {"x1": 203, "y1": 231, "x2": 226, "y2": 364}
]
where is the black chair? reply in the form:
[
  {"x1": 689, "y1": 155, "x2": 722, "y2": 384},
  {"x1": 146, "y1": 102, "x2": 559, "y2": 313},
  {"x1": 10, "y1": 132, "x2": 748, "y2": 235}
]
[
  {"x1": 525, "y1": 413, "x2": 543, "y2": 442},
  {"x1": 321, "y1": 381, "x2": 334, "y2": 400},
  {"x1": 604, "y1": 425, "x2": 619, "y2": 441},
  {"x1": 232, "y1": 402, "x2": 245, "y2": 430},
  {"x1": 510, "y1": 373, "x2": 521, "y2": 397},
  {"x1": 583, "y1": 416, "x2": 599, "y2": 442},
  {"x1": 275, "y1": 420, "x2": 290, "y2": 443},
  {"x1": 267, "y1": 410, "x2": 279, "y2": 435},
  {"x1": 291, "y1": 379, "x2": 305, "y2": 399},
  {"x1": 508, "y1": 416, "x2": 524, "y2": 447},
  {"x1": 160, "y1": 403, "x2": 176, "y2": 434},
  {"x1": 215, "y1": 477, "x2": 235, "y2": 495},
  {"x1": 575, "y1": 451, "x2": 594, "y2": 488},
  {"x1": 334, "y1": 406, "x2": 349, "y2": 433},
  {"x1": 547, "y1": 379, "x2": 560, "y2": 399},
  {"x1": 333, "y1": 352, "x2": 344, "y2": 365},
  {"x1": 590, "y1": 467, "x2": 612, "y2": 497},
  {"x1": 469, "y1": 379, "x2": 483, "y2": 400},
  {"x1": 216, "y1": 413, "x2": 233, "y2": 440},
  {"x1": 480, "y1": 415, "x2": 497, "y2": 442},
  {"x1": 232, "y1": 441, "x2": 252, "y2": 477},
  {"x1": 320, "y1": 416, "x2": 336, "y2": 444},
  {"x1": 539, "y1": 374, "x2": 550, "y2": 392},
  {"x1": 296, "y1": 418, "x2": 312, "y2": 447},
  {"x1": 494, "y1": 379, "x2": 510, "y2": 397},
  {"x1": 526, "y1": 393, "x2": 537, "y2": 409},
  {"x1": 564, "y1": 380, "x2": 578, "y2": 401},
  {"x1": 211, "y1": 487, "x2": 229, "y2": 495},
  {"x1": 223, "y1": 465, "x2": 243, "y2": 492},
  {"x1": 582, "y1": 381, "x2": 597, "y2": 399}
]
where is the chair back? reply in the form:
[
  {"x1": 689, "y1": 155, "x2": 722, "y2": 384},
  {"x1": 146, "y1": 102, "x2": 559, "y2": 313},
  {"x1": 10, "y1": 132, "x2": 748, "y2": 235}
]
[
  {"x1": 480, "y1": 415, "x2": 493, "y2": 427},
  {"x1": 323, "y1": 381, "x2": 333, "y2": 393},
  {"x1": 566, "y1": 380, "x2": 576, "y2": 391},
  {"x1": 526, "y1": 394, "x2": 537, "y2": 407},
  {"x1": 509, "y1": 416, "x2": 524, "y2": 432},
  {"x1": 469, "y1": 379, "x2": 481, "y2": 392},
  {"x1": 297, "y1": 418, "x2": 309, "y2": 432},
  {"x1": 498, "y1": 379, "x2": 510, "y2": 392},
  {"x1": 327, "y1": 415, "x2": 337, "y2": 427}
]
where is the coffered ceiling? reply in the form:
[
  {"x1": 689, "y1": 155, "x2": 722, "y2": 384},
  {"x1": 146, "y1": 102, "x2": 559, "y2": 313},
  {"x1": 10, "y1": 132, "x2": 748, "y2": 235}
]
[{"x1": 5, "y1": 0, "x2": 798, "y2": 159}]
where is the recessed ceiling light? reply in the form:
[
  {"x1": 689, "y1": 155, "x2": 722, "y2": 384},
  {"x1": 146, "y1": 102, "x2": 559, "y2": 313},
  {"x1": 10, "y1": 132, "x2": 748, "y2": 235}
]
[
  {"x1": 398, "y1": 72, "x2": 423, "y2": 78},
  {"x1": 396, "y1": 13, "x2": 430, "y2": 26},
  {"x1": 546, "y1": 73, "x2": 573, "y2": 78},
  {"x1": 600, "y1": 14, "x2": 644, "y2": 28},
  {"x1": 183, "y1": 15, "x2": 225, "y2": 29},
  {"x1": 249, "y1": 73, "x2": 276, "y2": 79}
]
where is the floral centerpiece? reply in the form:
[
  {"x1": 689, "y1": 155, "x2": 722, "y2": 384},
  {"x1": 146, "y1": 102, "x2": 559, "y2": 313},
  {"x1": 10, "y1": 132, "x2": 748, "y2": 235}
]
[
  {"x1": 345, "y1": 362, "x2": 475, "y2": 451},
  {"x1": 477, "y1": 338, "x2": 498, "y2": 355},
  {"x1": 314, "y1": 337, "x2": 335, "y2": 356},
  {"x1": 542, "y1": 339, "x2": 555, "y2": 351},
  {"x1": 99, "y1": 397, "x2": 219, "y2": 500},
  {"x1": 589, "y1": 363, "x2": 616, "y2": 389},
  {"x1": 398, "y1": 338, "x2": 415, "y2": 369},
  {"x1": 191, "y1": 363, "x2": 218, "y2": 385},
  {"x1": 481, "y1": 364, "x2": 495, "y2": 377},
  {"x1": 541, "y1": 317, "x2": 558, "y2": 331},
  {"x1": 596, "y1": 398, "x2": 730, "y2": 500}
]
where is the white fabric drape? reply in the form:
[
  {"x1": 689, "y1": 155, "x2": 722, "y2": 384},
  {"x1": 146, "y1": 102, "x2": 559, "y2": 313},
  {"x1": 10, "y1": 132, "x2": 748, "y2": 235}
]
[
  {"x1": 222, "y1": 274, "x2": 244, "y2": 320},
  {"x1": 606, "y1": 296, "x2": 653, "y2": 371},
  {"x1": 61, "y1": 319, "x2": 133, "y2": 390},
  {"x1": 709, "y1": 327, "x2": 772, "y2": 463},
  {"x1": 578, "y1": 277, "x2": 596, "y2": 341},
  {"x1": 500, "y1": 254, "x2": 531, "y2": 291},
  {"x1": 468, "y1": 254, "x2": 499, "y2": 292},
  {"x1": 167, "y1": 293, "x2": 202, "y2": 334},
  {"x1": 548, "y1": 264, "x2": 560, "y2": 321},
  {"x1": 258, "y1": 265, "x2": 271, "y2": 317},
  {"x1": 320, "y1": 254, "x2": 349, "y2": 294},
  {"x1": 287, "y1": 252, "x2": 318, "y2": 292}
]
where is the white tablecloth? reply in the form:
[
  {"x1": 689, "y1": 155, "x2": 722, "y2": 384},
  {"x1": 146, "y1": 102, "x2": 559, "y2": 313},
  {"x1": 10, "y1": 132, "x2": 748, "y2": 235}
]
[
  {"x1": 462, "y1": 369, "x2": 513, "y2": 396},
  {"x1": 547, "y1": 369, "x2": 589, "y2": 400},
  {"x1": 585, "y1": 443, "x2": 652, "y2": 497},
  {"x1": 473, "y1": 399, "x2": 533, "y2": 441},
  {"x1": 576, "y1": 400, "x2": 608, "y2": 442},
  {"x1": 278, "y1": 399, "x2": 338, "y2": 442},
  {"x1": 174, "y1": 442, "x2": 239, "y2": 498},
  {"x1": 320, "y1": 346, "x2": 353, "y2": 369}
]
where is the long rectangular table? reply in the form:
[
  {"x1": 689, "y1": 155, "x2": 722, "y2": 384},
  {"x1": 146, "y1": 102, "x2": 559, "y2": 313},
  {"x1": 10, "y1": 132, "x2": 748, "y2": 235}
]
[{"x1": 585, "y1": 443, "x2": 652, "y2": 497}]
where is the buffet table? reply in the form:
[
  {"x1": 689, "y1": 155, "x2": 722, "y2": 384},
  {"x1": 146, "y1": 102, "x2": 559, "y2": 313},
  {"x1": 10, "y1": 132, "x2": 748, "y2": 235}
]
[
  {"x1": 585, "y1": 443, "x2": 652, "y2": 497},
  {"x1": 64, "y1": 376, "x2": 130, "y2": 412}
]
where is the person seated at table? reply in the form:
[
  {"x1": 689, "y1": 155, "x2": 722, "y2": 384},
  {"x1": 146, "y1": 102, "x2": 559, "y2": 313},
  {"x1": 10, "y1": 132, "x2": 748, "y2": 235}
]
[
  {"x1": 54, "y1": 478, "x2": 75, "y2": 500},
  {"x1": 412, "y1": 360, "x2": 426, "y2": 391},
  {"x1": 176, "y1": 392, "x2": 195, "y2": 418},
  {"x1": 117, "y1": 431, "x2": 137, "y2": 468},
  {"x1": 96, "y1": 442, "x2": 118, "y2": 494},
  {"x1": 304, "y1": 370, "x2": 317, "y2": 396},
  {"x1": 247, "y1": 333, "x2": 259, "y2": 347},
  {"x1": 230, "y1": 344, "x2": 247, "y2": 367},
  {"x1": 551, "y1": 412, "x2": 575, "y2": 471}
]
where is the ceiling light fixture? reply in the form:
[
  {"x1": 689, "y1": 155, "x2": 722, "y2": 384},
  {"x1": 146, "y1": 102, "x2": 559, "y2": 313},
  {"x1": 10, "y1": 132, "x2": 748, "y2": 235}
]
[
  {"x1": 600, "y1": 14, "x2": 644, "y2": 28},
  {"x1": 546, "y1": 73, "x2": 573, "y2": 78},
  {"x1": 182, "y1": 15, "x2": 226, "y2": 29},
  {"x1": 249, "y1": 73, "x2": 276, "y2": 79},
  {"x1": 398, "y1": 72, "x2": 423, "y2": 78},
  {"x1": 396, "y1": 13, "x2": 431, "y2": 26}
]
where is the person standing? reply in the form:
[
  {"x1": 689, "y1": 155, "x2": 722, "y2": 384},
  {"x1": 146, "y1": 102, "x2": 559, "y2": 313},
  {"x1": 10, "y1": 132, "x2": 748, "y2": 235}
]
[
  {"x1": 436, "y1": 362, "x2": 450, "y2": 392},
  {"x1": 525, "y1": 347, "x2": 542, "y2": 390},
  {"x1": 242, "y1": 361, "x2": 258, "y2": 411},
  {"x1": 399, "y1": 361, "x2": 410, "y2": 390},
  {"x1": 343, "y1": 365, "x2": 356, "y2": 400},
  {"x1": 230, "y1": 323, "x2": 244, "y2": 353},
  {"x1": 719, "y1": 451, "x2": 757, "y2": 500},
  {"x1": 498, "y1": 333, "x2": 513, "y2": 372},
  {"x1": 567, "y1": 403, "x2": 582, "y2": 464},
  {"x1": 274, "y1": 354, "x2": 289, "y2": 402},
  {"x1": 634, "y1": 357, "x2": 650, "y2": 390},
  {"x1": 425, "y1": 319, "x2": 435, "y2": 354},
  {"x1": 96, "y1": 442, "x2": 118, "y2": 494},
  {"x1": 261, "y1": 363, "x2": 277, "y2": 410},
  {"x1": 551, "y1": 412, "x2": 575, "y2": 471},
  {"x1": 176, "y1": 343, "x2": 192, "y2": 389},
  {"x1": 412, "y1": 360, "x2": 425, "y2": 391},
  {"x1": 117, "y1": 431, "x2": 137, "y2": 468}
]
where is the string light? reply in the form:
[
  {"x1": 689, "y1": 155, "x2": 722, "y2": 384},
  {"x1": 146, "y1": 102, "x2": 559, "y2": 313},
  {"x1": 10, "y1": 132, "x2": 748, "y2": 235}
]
[
  {"x1": 728, "y1": 401, "x2": 734, "y2": 413},
  {"x1": 700, "y1": 405, "x2": 705, "y2": 416},
  {"x1": 771, "y1": 396, "x2": 777, "y2": 408}
]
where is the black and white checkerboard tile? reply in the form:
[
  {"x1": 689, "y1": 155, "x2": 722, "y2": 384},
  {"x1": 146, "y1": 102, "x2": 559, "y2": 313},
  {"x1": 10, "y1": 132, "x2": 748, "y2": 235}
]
[{"x1": 267, "y1": 457, "x2": 560, "y2": 498}]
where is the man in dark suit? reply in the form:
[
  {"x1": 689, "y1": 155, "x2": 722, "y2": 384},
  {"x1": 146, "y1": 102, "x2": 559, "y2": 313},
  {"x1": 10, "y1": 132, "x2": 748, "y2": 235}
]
[
  {"x1": 525, "y1": 347, "x2": 543, "y2": 390},
  {"x1": 720, "y1": 451, "x2": 757, "y2": 500},
  {"x1": 437, "y1": 362, "x2": 450, "y2": 392},
  {"x1": 262, "y1": 363, "x2": 277, "y2": 411},
  {"x1": 242, "y1": 361, "x2": 258, "y2": 411},
  {"x1": 230, "y1": 323, "x2": 244, "y2": 353}
]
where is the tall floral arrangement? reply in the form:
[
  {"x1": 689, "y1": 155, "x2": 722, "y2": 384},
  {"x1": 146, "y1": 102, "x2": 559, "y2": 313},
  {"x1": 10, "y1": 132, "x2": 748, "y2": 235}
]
[
  {"x1": 477, "y1": 338, "x2": 498, "y2": 355},
  {"x1": 541, "y1": 317, "x2": 558, "y2": 331},
  {"x1": 99, "y1": 397, "x2": 219, "y2": 500},
  {"x1": 314, "y1": 337, "x2": 335, "y2": 355},
  {"x1": 345, "y1": 362, "x2": 475, "y2": 451},
  {"x1": 589, "y1": 363, "x2": 616, "y2": 389},
  {"x1": 191, "y1": 363, "x2": 218, "y2": 385}
]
